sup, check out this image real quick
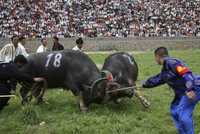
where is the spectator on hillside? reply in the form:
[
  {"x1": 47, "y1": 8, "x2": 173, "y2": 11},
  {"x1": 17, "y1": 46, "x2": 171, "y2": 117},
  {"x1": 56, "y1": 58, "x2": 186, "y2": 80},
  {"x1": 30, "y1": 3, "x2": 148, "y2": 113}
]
[{"x1": 0, "y1": 0, "x2": 199, "y2": 37}]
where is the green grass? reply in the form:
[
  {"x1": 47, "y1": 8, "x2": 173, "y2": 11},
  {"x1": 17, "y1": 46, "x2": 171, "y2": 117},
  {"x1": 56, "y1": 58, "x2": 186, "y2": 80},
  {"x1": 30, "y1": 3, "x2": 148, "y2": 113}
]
[{"x1": 1, "y1": 50, "x2": 200, "y2": 134}]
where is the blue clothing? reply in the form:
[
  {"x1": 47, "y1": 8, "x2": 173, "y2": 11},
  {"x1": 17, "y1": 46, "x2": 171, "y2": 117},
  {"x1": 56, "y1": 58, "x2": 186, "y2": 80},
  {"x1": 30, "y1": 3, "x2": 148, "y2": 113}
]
[{"x1": 143, "y1": 57, "x2": 200, "y2": 134}]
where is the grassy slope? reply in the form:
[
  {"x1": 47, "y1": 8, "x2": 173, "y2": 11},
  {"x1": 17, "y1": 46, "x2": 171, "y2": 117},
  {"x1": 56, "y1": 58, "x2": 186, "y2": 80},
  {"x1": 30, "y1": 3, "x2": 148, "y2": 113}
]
[{"x1": 0, "y1": 50, "x2": 200, "y2": 134}]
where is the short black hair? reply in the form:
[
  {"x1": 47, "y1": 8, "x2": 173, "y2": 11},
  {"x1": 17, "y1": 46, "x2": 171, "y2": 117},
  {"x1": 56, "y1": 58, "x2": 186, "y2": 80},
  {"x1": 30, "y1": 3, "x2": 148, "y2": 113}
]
[
  {"x1": 18, "y1": 36, "x2": 25, "y2": 41},
  {"x1": 76, "y1": 37, "x2": 83, "y2": 45},
  {"x1": 53, "y1": 36, "x2": 59, "y2": 41},
  {"x1": 154, "y1": 47, "x2": 169, "y2": 57},
  {"x1": 14, "y1": 55, "x2": 27, "y2": 64},
  {"x1": 11, "y1": 35, "x2": 18, "y2": 41},
  {"x1": 41, "y1": 37, "x2": 47, "y2": 43}
]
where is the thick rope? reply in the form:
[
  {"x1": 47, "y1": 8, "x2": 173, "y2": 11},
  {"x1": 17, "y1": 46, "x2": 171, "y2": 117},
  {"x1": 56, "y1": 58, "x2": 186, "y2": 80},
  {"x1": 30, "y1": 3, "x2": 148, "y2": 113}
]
[
  {"x1": 106, "y1": 85, "x2": 141, "y2": 93},
  {"x1": 106, "y1": 85, "x2": 151, "y2": 108},
  {"x1": 0, "y1": 95, "x2": 16, "y2": 98}
]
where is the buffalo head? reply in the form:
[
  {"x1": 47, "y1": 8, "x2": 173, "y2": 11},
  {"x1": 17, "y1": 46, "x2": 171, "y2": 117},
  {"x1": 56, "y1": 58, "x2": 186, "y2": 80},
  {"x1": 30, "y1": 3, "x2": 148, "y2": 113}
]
[{"x1": 83, "y1": 70, "x2": 135, "y2": 105}]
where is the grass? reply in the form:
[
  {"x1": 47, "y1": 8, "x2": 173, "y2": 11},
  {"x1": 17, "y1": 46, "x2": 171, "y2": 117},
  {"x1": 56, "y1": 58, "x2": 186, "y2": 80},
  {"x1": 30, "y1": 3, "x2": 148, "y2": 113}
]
[{"x1": 0, "y1": 50, "x2": 200, "y2": 134}]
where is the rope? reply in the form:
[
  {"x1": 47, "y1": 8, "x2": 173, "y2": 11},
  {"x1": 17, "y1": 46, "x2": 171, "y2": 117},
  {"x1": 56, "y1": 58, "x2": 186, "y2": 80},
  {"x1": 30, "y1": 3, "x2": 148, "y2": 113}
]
[
  {"x1": 0, "y1": 95, "x2": 16, "y2": 98},
  {"x1": 106, "y1": 85, "x2": 142, "y2": 93},
  {"x1": 106, "y1": 85, "x2": 151, "y2": 108}
]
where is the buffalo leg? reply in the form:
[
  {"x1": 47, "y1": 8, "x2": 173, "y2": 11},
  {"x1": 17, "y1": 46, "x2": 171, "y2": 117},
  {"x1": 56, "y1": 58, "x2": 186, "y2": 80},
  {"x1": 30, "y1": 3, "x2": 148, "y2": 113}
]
[
  {"x1": 78, "y1": 91, "x2": 88, "y2": 112},
  {"x1": 37, "y1": 79, "x2": 47, "y2": 103},
  {"x1": 31, "y1": 83, "x2": 44, "y2": 104},
  {"x1": 63, "y1": 78, "x2": 88, "y2": 112},
  {"x1": 20, "y1": 86, "x2": 30, "y2": 104},
  {"x1": 30, "y1": 78, "x2": 47, "y2": 104},
  {"x1": 32, "y1": 87, "x2": 43, "y2": 104}
]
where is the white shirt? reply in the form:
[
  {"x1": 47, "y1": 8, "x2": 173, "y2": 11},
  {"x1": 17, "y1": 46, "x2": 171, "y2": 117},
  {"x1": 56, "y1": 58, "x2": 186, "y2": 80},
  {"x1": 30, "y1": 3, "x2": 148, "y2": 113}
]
[
  {"x1": 16, "y1": 42, "x2": 29, "y2": 57},
  {"x1": 72, "y1": 45, "x2": 82, "y2": 52},
  {"x1": 0, "y1": 43, "x2": 16, "y2": 62},
  {"x1": 0, "y1": 42, "x2": 30, "y2": 62},
  {"x1": 36, "y1": 45, "x2": 47, "y2": 53}
]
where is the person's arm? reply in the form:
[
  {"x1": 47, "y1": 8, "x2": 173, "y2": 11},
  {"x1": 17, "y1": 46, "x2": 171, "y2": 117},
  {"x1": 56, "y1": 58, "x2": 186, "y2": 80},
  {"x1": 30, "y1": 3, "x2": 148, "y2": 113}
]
[
  {"x1": 36, "y1": 46, "x2": 43, "y2": 53},
  {"x1": 0, "y1": 72, "x2": 12, "y2": 80},
  {"x1": 168, "y1": 61, "x2": 194, "y2": 92},
  {"x1": 9, "y1": 64, "x2": 34, "y2": 83},
  {"x1": 0, "y1": 44, "x2": 13, "y2": 62},
  {"x1": 20, "y1": 46, "x2": 29, "y2": 57},
  {"x1": 169, "y1": 60, "x2": 196, "y2": 99},
  {"x1": 142, "y1": 73, "x2": 165, "y2": 88},
  {"x1": 14, "y1": 70, "x2": 34, "y2": 83},
  {"x1": 176, "y1": 65, "x2": 194, "y2": 90}
]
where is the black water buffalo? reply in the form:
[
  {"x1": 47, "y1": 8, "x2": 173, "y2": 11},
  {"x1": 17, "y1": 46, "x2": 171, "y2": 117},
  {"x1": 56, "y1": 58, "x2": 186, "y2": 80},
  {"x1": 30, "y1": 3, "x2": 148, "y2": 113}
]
[
  {"x1": 102, "y1": 52, "x2": 138, "y2": 101},
  {"x1": 16, "y1": 50, "x2": 119, "y2": 111}
]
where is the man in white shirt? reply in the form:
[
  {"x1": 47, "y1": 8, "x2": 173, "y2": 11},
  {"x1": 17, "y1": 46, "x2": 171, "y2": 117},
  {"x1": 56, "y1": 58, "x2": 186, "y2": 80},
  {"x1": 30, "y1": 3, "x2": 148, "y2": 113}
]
[
  {"x1": 16, "y1": 36, "x2": 29, "y2": 57},
  {"x1": 36, "y1": 38, "x2": 48, "y2": 53},
  {"x1": 72, "y1": 37, "x2": 83, "y2": 52},
  {"x1": 0, "y1": 36, "x2": 20, "y2": 62}
]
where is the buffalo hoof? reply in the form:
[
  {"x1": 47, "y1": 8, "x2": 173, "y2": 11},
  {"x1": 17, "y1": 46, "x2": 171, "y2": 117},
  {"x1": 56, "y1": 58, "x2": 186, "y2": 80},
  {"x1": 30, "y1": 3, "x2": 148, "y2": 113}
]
[
  {"x1": 113, "y1": 99, "x2": 122, "y2": 104},
  {"x1": 80, "y1": 107, "x2": 88, "y2": 113},
  {"x1": 36, "y1": 98, "x2": 44, "y2": 105},
  {"x1": 78, "y1": 103, "x2": 88, "y2": 113}
]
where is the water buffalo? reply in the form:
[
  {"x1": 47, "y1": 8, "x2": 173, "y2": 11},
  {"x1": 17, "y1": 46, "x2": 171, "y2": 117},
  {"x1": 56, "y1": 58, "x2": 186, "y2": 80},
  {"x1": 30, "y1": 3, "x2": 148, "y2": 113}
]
[
  {"x1": 16, "y1": 50, "x2": 118, "y2": 112},
  {"x1": 102, "y1": 52, "x2": 150, "y2": 108},
  {"x1": 102, "y1": 52, "x2": 138, "y2": 101}
]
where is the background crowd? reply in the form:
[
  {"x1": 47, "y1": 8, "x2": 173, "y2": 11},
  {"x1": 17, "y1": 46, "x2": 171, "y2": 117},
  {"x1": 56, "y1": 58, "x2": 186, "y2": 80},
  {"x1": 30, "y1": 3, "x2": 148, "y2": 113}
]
[{"x1": 0, "y1": 0, "x2": 200, "y2": 38}]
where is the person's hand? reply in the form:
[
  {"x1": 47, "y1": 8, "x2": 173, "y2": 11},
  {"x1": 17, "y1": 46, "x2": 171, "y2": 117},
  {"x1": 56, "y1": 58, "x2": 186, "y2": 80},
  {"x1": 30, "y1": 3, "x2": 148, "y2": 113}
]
[
  {"x1": 186, "y1": 90, "x2": 196, "y2": 100},
  {"x1": 141, "y1": 80, "x2": 148, "y2": 88},
  {"x1": 33, "y1": 77, "x2": 45, "y2": 82}
]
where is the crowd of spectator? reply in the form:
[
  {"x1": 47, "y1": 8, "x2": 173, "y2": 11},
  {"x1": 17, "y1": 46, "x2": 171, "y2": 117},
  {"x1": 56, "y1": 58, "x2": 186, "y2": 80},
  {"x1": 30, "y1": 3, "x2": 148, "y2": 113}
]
[{"x1": 0, "y1": 0, "x2": 200, "y2": 38}]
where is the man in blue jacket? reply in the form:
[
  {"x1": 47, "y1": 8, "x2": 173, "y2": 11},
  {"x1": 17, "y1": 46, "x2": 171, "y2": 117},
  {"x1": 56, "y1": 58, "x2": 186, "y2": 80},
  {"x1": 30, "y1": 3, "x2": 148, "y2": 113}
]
[{"x1": 142, "y1": 47, "x2": 200, "y2": 134}]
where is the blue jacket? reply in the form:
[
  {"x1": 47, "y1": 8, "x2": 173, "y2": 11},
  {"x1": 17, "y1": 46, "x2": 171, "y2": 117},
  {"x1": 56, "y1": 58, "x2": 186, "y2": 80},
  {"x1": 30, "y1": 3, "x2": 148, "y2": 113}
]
[{"x1": 143, "y1": 57, "x2": 200, "y2": 96}]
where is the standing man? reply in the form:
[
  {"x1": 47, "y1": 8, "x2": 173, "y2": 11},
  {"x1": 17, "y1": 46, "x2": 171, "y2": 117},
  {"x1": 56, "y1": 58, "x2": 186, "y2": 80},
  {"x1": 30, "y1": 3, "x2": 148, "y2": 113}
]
[
  {"x1": 72, "y1": 37, "x2": 84, "y2": 52},
  {"x1": 16, "y1": 36, "x2": 29, "y2": 57},
  {"x1": 52, "y1": 36, "x2": 64, "y2": 51},
  {"x1": 36, "y1": 37, "x2": 48, "y2": 53},
  {"x1": 142, "y1": 47, "x2": 200, "y2": 134},
  {"x1": 0, "y1": 35, "x2": 19, "y2": 62}
]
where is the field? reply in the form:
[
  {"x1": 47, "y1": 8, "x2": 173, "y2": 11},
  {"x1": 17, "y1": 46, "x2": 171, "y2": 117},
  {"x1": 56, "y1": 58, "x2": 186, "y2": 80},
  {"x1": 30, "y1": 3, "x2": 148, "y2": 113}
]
[{"x1": 0, "y1": 50, "x2": 200, "y2": 134}]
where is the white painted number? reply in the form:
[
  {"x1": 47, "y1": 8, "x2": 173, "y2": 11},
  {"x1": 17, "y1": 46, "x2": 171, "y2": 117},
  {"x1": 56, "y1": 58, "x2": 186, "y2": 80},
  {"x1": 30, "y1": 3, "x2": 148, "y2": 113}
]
[
  {"x1": 45, "y1": 53, "x2": 62, "y2": 68},
  {"x1": 53, "y1": 53, "x2": 62, "y2": 67},
  {"x1": 123, "y1": 54, "x2": 134, "y2": 65},
  {"x1": 45, "y1": 53, "x2": 54, "y2": 67}
]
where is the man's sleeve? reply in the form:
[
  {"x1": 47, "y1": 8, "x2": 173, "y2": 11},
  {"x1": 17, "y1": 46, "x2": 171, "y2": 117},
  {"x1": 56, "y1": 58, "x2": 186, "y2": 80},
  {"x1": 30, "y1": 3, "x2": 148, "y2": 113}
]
[
  {"x1": 11, "y1": 65, "x2": 34, "y2": 83},
  {"x1": 20, "y1": 46, "x2": 29, "y2": 57},
  {"x1": 0, "y1": 72, "x2": 12, "y2": 80},
  {"x1": 170, "y1": 61, "x2": 195, "y2": 92},
  {"x1": 0, "y1": 45, "x2": 9, "y2": 61},
  {"x1": 143, "y1": 73, "x2": 165, "y2": 88}
]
